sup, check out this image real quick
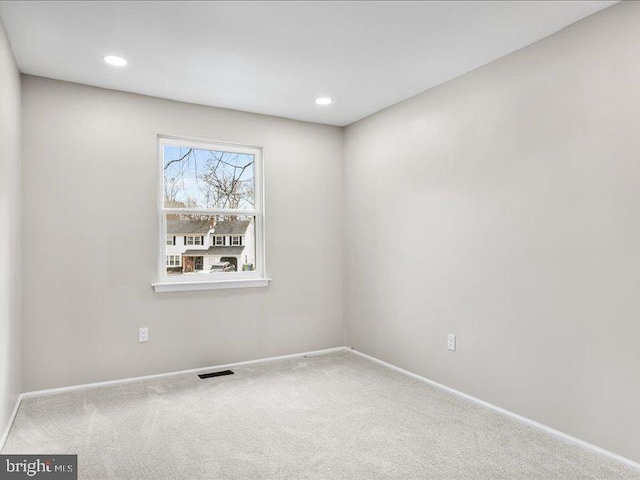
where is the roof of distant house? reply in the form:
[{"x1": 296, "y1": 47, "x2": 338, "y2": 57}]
[
  {"x1": 212, "y1": 220, "x2": 250, "y2": 236},
  {"x1": 183, "y1": 246, "x2": 245, "y2": 256},
  {"x1": 166, "y1": 218, "x2": 211, "y2": 235},
  {"x1": 166, "y1": 219, "x2": 250, "y2": 235}
]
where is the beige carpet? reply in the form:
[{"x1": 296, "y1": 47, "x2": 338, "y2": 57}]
[{"x1": 3, "y1": 350, "x2": 639, "y2": 480}]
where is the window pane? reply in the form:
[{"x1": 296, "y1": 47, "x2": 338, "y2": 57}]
[
  {"x1": 165, "y1": 214, "x2": 256, "y2": 276},
  {"x1": 163, "y1": 145, "x2": 255, "y2": 210}
]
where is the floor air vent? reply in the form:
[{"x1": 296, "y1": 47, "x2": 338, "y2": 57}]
[{"x1": 198, "y1": 370, "x2": 234, "y2": 379}]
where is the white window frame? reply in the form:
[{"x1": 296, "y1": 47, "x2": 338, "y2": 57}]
[
  {"x1": 186, "y1": 235, "x2": 202, "y2": 246},
  {"x1": 166, "y1": 255, "x2": 182, "y2": 267},
  {"x1": 214, "y1": 236, "x2": 224, "y2": 246},
  {"x1": 231, "y1": 235, "x2": 241, "y2": 246},
  {"x1": 152, "y1": 135, "x2": 270, "y2": 292}
]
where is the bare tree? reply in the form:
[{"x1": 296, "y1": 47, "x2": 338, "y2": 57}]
[
  {"x1": 198, "y1": 151, "x2": 254, "y2": 209},
  {"x1": 163, "y1": 147, "x2": 254, "y2": 221},
  {"x1": 164, "y1": 148, "x2": 193, "y2": 206}
]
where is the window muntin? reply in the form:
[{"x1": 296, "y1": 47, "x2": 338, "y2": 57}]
[{"x1": 160, "y1": 137, "x2": 263, "y2": 282}]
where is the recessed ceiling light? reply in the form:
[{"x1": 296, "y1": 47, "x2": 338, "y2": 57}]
[
  {"x1": 315, "y1": 97, "x2": 332, "y2": 106},
  {"x1": 103, "y1": 55, "x2": 128, "y2": 67}
]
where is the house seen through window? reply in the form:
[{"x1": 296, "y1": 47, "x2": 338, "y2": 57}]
[{"x1": 160, "y1": 137, "x2": 263, "y2": 280}]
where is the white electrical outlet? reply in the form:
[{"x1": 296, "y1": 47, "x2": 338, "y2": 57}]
[
  {"x1": 447, "y1": 334, "x2": 456, "y2": 351},
  {"x1": 139, "y1": 327, "x2": 149, "y2": 343}
]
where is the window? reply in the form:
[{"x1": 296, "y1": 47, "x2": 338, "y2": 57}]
[
  {"x1": 154, "y1": 136, "x2": 268, "y2": 292},
  {"x1": 185, "y1": 235, "x2": 202, "y2": 246},
  {"x1": 166, "y1": 255, "x2": 182, "y2": 267}
]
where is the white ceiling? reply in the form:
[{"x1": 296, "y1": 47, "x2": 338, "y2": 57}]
[{"x1": 0, "y1": 1, "x2": 616, "y2": 126}]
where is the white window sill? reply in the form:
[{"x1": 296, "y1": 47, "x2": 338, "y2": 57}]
[{"x1": 152, "y1": 277, "x2": 271, "y2": 293}]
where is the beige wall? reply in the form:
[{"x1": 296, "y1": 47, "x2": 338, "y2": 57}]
[
  {"x1": 344, "y1": 1, "x2": 640, "y2": 463},
  {"x1": 0, "y1": 19, "x2": 21, "y2": 437},
  {"x1": 15, "y1": 0, "x2": 640, "y2": 464},
  {"x1": 21, "y1": 76, "x2": 344, "y2": 391}
]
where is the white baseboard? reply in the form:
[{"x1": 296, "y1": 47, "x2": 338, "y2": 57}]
[
  {"x1": 347, "y1": 347, "x2": 640, "y2": 472},
  {"x1": 12, "y1": 345, "x2": 639, "y2": 472},
  {"x1": 0, "y1": 395, "x2": 22, "y2": 452},
  {"x1": 21, "y1": 346, "x2": 347, "y2": 399}
]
